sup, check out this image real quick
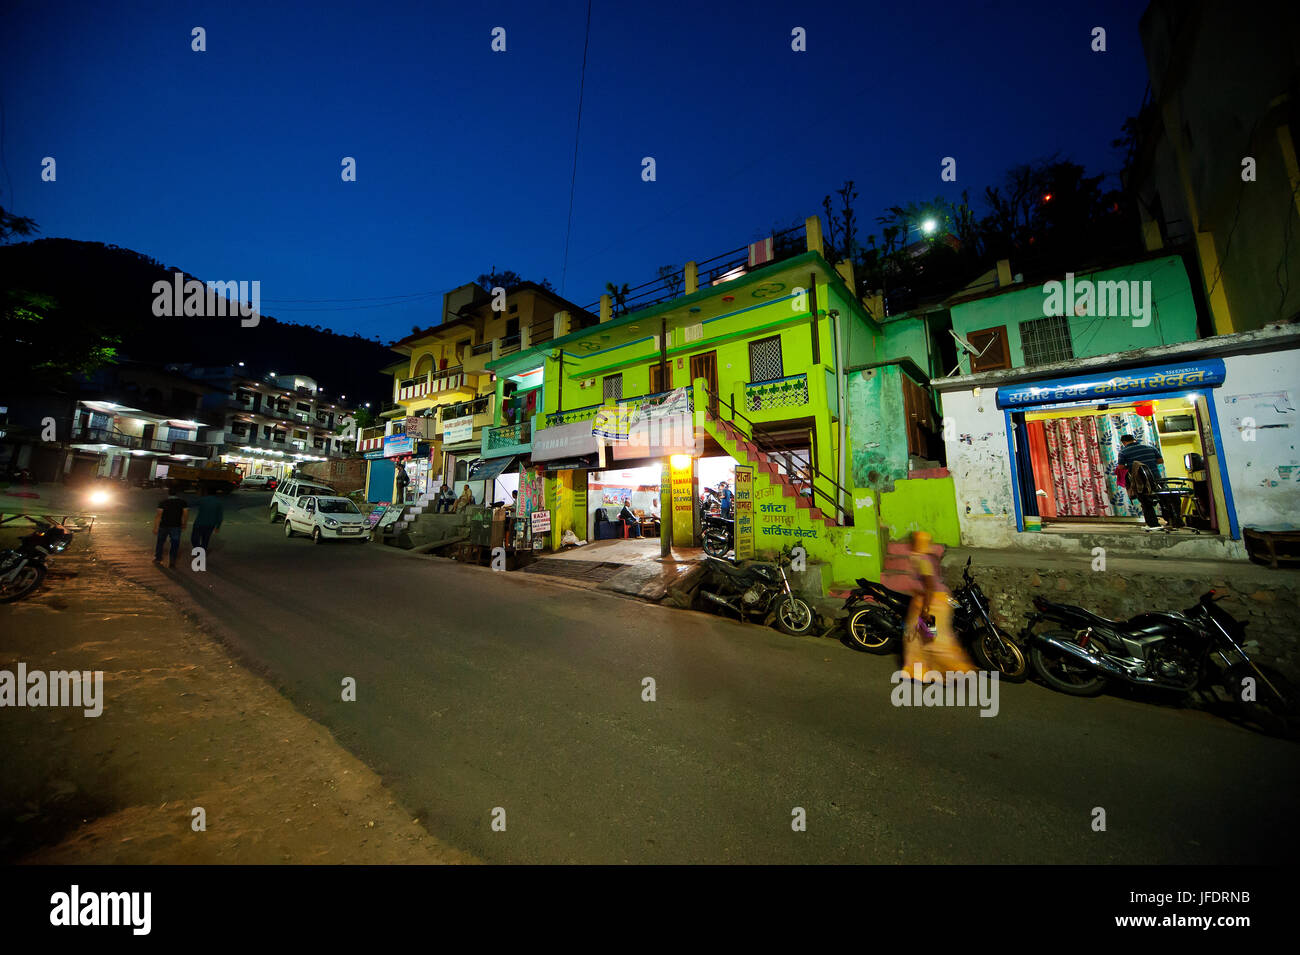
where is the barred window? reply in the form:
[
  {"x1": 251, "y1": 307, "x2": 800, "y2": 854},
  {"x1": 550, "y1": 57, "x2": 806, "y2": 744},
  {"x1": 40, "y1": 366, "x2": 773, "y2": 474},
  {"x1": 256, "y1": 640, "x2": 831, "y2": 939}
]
[
  {"x1": 603, "y1": 374, "x2": 623, "y2": 401},
  {"x1": 748, "y1": 336, "x2": 784, "y2": 382},
  {"x1": 1019, "y1": 315, "x2": 1074, "y2": 367}
]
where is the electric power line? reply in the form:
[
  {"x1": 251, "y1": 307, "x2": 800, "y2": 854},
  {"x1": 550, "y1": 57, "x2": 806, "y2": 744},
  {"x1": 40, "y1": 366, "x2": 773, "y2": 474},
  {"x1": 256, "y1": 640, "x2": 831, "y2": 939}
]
[{"x1": 559, "y1": 0, "x2": 594, "y2": 295}]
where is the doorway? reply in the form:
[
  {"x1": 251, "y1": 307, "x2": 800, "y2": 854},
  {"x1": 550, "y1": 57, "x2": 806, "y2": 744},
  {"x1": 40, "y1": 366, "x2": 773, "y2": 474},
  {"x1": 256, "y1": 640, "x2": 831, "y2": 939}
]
[{"x1": 690, "y1": 351, "x2": 718, "y2": 416}]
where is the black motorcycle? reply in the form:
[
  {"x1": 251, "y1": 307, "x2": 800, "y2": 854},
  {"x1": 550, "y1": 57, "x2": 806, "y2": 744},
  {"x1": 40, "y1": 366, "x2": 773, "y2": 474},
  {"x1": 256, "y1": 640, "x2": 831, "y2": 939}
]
[
  {"x1": 0, "y1": 514, "x2": 76, "y2": 602},
  {"x1": 696, "y1": 552, "x2": 815, "y2": 636},
  {"x1": 841, "y1": 558, "x2": 1028, "y2": 681},
  {"x1": 1023, "y1": 591, "x2": 1296, "y2": 736},
  {"x1": 841, "y1": 579, "x2": 911, "y2": 652},
  {"x1": 702, "y1": 514, "x2": 734, "y2": 557}
]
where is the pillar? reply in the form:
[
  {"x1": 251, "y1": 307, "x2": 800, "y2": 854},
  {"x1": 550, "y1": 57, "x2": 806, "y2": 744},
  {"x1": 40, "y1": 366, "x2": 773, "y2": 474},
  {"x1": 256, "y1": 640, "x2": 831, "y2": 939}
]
[{"x1": 805, "y1": 215, "x2": 824, "y2": 256}]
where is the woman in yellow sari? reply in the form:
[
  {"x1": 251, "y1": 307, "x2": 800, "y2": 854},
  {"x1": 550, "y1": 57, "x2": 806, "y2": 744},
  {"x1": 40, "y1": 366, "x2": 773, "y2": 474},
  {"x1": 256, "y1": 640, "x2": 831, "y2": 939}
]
[{"x1": 900, "y1": 531, "x2": 977, "y2": 681}]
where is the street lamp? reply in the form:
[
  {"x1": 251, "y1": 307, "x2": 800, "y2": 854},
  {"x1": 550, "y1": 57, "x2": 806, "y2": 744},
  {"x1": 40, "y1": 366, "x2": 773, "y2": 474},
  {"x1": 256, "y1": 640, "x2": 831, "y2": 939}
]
[{"x1": 921, "y1": 219, "x2": 938, "y2": 236}]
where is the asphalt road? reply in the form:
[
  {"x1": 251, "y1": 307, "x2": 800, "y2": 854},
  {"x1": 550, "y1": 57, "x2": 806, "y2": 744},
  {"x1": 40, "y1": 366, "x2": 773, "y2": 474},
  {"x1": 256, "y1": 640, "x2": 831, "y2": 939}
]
[{"x1": 85, "y1": 487, "x2": 1300, "y2": 863}]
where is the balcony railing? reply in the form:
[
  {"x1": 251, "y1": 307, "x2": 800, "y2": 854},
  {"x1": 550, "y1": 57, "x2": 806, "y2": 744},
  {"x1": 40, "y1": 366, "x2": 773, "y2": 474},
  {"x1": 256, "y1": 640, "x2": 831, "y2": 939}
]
[
  {"x1": 544, "y1": 403, "x2": 602, "y2": 427},
  {"x1": 71, "y1": 426, "x2": 213, "y2": 457},
  {"x1": 486, "y1": 420, "x2": 531, "y2": 450},
  {"x1": 743, "y1": 373, "x2": 810, "y2": 412},
  {"x1": 582, "y1": 221, "x2": 808, "y2": 316},
  {"x1": 440, "y1": 395, "x2": 491, "y2": 421},
  {"x1": 618, "y1": 389, "x2": 690, "y2": 415},
  {"x1": 498, "y1": 334, "x2": 521, "y2": 355}
]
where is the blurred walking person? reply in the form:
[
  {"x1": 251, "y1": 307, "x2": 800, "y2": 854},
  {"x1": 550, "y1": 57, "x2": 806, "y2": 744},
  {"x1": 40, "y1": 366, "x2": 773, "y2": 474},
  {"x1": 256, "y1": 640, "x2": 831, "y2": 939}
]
[
  {"x1": 899, "y1": 531, "x2": 976, "y2": 681},
  {"x1": 153, "y1": 482, "x2": 189, "y2": 568},
  {"x1": 191, "y1": 485, "x2": 224, "y2": 552}
]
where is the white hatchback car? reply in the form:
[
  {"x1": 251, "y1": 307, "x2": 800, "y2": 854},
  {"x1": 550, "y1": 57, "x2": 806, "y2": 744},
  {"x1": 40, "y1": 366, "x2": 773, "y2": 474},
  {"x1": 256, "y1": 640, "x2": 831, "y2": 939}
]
[
  {"x1": 283, "y1": 495, "x2": 369, "y2": 543},
  {"x1": 269, "y1": 479, "x2": 334, "y2": 520},
  {"x1": 240, "y1": 473, "x2": 275, "y2": 490}
]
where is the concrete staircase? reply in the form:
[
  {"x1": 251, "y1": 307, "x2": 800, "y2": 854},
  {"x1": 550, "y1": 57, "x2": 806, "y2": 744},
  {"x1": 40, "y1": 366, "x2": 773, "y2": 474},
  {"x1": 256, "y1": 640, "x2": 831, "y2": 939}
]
[
  {"x1": 394, "y1": 487, "x2": 440, "y2": 532},
  {"x1": 706, "y1": 412, "x2": 842, "y2": 532}
]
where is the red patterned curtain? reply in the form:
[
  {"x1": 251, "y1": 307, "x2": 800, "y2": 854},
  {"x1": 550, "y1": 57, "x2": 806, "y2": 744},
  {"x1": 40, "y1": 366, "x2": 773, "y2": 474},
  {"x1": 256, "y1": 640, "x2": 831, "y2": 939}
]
[{"x1": 1042, "y1": 417, "x2": 1111, "y2": 517}]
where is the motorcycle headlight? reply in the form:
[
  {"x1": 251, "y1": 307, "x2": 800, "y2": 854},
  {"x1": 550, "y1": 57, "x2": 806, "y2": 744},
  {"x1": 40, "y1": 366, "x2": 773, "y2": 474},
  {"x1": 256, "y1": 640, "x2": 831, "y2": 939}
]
[{"x1": 88, "y1": 489, "x2": 112, "y2": 506}]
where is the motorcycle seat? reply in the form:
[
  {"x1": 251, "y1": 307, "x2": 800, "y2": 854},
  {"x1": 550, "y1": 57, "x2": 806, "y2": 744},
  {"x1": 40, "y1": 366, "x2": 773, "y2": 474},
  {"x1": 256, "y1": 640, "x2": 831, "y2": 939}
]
[
  {"x1": 1037, "y1": 598, "x2": 1185, "y2": 635},
  {"x1": 705, "y1": 556, "x2": 750, "y2": 578}
]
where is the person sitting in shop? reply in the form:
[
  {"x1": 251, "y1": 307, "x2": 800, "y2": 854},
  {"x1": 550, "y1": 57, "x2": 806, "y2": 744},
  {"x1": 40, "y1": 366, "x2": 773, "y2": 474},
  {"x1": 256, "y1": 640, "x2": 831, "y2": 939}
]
[
  {"x1": 1119, "y1": 434, "x2": 1176, "y2": 531},
  {"x1": 618, "y1": 498, "x2": 642, "y2": 538},
  {"x1": 453, "y1": 485, "x2": 476, "y2": 512},
  {"x1": 433, "y1": 483, "x2": 455, "y2": 513}
]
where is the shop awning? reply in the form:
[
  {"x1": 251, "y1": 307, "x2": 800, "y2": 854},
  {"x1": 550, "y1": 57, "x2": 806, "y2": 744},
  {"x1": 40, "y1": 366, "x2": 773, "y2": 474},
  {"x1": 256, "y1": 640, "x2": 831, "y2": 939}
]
[{"x1": 467, "y1": 455, "x2": 518, "y2": 481}]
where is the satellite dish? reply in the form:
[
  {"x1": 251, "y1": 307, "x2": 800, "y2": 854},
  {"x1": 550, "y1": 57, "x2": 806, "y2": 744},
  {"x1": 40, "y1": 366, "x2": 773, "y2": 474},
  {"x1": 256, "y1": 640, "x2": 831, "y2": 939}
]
[{"x1": 946, "y1": 328, "x2": 996, "y2": 377}]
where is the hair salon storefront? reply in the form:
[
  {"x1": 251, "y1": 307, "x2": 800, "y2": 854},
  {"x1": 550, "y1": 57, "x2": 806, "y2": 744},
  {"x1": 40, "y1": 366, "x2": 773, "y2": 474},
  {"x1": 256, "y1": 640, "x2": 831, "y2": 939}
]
[
  {"x1": 932, "y1": 329, "x2": 1300, "y2": 558},
  {"x1": 993, "y1": 359, "x2": 1236, "y2": 537}
]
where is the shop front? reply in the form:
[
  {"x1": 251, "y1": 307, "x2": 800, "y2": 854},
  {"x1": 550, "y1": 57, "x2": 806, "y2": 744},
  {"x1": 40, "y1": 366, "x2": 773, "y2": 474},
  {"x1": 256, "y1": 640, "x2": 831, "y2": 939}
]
[
  {"x1": 383, "y1": 432, "x2": 432, "y2": 503},
  {"x1": 995, "y1": 359, "x2": 1235, "y2": 537}
]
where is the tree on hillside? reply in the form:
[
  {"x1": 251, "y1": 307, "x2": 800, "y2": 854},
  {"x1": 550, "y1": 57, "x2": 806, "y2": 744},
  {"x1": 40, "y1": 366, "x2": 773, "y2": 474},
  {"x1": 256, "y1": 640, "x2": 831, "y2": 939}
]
[
  {"x1": 475, "y1": 267, "x2": 556, "y2": 293},
  {"x1": 1, "y1": 209, "x2": 122, "y2": 388},
  {"x1": 1, "y1": 205, "x2": 38, "y2": 244}
]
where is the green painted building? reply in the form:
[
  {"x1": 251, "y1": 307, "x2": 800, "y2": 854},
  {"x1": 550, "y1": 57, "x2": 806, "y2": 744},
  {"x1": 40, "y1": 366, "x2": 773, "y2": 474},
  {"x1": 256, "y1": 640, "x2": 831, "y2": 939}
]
[{"x1": 484, "y1": 217, "x2": 957, "y2": 590}]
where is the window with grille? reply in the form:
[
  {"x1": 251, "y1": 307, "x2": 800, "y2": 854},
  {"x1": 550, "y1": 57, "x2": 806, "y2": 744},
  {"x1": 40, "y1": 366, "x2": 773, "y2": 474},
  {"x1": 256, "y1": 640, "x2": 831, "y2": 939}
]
[
  {"x1": 603, "y1": 374, "x2": 623, "y2": 401},
  {"x1": 1019, "y1": 315, "x2": 1074, "y2": 367},
  {"x1": 967, "y1": 326, "x2": 1011, "y2": 373},
  {"x1": 748, "y1": 336, "x2": 784, "y2": 382}
]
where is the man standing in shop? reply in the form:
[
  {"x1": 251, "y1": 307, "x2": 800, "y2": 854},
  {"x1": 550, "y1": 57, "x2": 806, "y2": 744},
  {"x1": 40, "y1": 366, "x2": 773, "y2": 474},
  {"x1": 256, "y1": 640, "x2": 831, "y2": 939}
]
[
  {"x1": 718, "y1": 480, "x2": 734, "y2": 519},
  {"x1": 1119, "y1": 434, "x2": 1170, "y2": 531},
  {"x1": 394, "y1": 457, "x2": 411, "y2": 503}
]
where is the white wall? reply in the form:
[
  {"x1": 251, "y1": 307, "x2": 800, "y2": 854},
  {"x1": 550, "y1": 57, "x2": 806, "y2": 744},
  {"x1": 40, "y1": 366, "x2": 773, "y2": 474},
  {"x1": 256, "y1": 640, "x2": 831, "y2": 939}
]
[
  {"x1": 939, "y1": 390, "x2": 1017, "y2": 547},
  {"x1": 1215, "y1": 350, "x2": 1300, "y2": 530},
  {"x1": 939, "y1": 383, "x2": 1248, "y2": 560}
]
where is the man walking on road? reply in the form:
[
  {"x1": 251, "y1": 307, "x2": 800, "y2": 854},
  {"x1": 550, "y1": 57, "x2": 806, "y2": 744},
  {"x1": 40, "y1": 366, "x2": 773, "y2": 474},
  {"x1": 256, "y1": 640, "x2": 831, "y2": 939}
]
[
  {"x1": 153, "y1": 483, "x2": 189, "y2": 567},
  {"x1": 191, "y1": 485, "x2": 224, "y2": 552}
]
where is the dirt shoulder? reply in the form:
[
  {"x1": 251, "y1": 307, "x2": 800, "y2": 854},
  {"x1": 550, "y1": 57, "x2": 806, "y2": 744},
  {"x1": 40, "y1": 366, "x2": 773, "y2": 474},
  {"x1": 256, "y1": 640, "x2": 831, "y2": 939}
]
[{"x1": 0, "y1": 527, "x2": 476, "y2": 864}]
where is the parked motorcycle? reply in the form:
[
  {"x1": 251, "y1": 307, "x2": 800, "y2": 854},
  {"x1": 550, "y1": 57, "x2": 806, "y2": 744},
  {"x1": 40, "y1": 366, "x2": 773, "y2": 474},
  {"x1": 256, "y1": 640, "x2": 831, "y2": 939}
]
[
  {"x1": 0, "y1": 514, "x2": 76, "y2": 602},
  {"x1": 841, "y1": 558, "x2": 1028, "y2": 681},
  {"x1": 841, "y1": 578, "x2": 911, "y2": 653},
  {"x1": 702, "y1": 513, "x2": 734, "y2": 557},
  {"x1": 1023, "y1": 591, "x2": 1297, "y2": 736},
  {"x1": 696, "y1": 552, "x2": 815, "y2": 636}
]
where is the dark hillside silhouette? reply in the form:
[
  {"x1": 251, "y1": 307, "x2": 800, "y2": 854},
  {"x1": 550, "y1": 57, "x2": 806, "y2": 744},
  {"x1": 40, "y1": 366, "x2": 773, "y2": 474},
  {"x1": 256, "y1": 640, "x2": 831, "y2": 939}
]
[{"x1": 0, "y1": 238, "x2": 398, "y2": 404}]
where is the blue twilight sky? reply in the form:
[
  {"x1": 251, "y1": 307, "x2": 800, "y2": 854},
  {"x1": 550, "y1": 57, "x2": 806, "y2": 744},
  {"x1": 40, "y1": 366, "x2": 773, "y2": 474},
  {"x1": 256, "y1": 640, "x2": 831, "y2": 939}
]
[{"x1": 3, "y1": 0, "x2": 1150, "y2": 342}]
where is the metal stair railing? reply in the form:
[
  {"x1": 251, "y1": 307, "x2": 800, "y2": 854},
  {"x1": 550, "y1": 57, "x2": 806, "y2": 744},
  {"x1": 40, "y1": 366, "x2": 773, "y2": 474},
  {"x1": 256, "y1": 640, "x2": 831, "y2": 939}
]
[{"x1": 702, "y1": 385, "x2": 852, "y2": 525}]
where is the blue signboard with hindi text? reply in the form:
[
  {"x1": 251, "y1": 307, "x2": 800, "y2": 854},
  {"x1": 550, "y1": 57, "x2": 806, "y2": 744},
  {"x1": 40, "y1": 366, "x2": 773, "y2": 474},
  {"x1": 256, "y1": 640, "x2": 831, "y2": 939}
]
[{"x1": 996, "y1": 359, "x2": 1226, "y2": 409}]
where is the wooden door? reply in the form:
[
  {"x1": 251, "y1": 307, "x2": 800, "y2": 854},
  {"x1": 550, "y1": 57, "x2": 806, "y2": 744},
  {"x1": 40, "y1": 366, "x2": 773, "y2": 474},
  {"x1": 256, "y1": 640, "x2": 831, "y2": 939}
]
[{"x1": 689, "y1": 351, "x2": 718, "y2": 417}]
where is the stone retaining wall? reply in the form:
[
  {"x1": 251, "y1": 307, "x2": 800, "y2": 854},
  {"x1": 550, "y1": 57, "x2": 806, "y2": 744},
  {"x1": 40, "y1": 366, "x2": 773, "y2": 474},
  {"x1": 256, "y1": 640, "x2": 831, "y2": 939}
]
[{"x1": 944, "y1": 564, "x2": 1300, "y2": 680}]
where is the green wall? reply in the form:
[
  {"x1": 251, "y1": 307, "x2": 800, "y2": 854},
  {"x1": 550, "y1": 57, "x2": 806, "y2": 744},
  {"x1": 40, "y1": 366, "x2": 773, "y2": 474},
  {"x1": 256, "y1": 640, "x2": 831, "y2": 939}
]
[
  {"x1": 544, "y1": 280, "x2": 856, "y2": 414},
  {"x1": 845, "y1": 364, "x2": 910, "y2": 493},
  {"x1": 949, "y1": 255, "x2": 1199, "y2": 367},
  {"x1": 879, "y1": 317, "x2": 933, "y2": 375},
  {"x1": 880, "y1": 476, "x2": 961, "y2": 545}
]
